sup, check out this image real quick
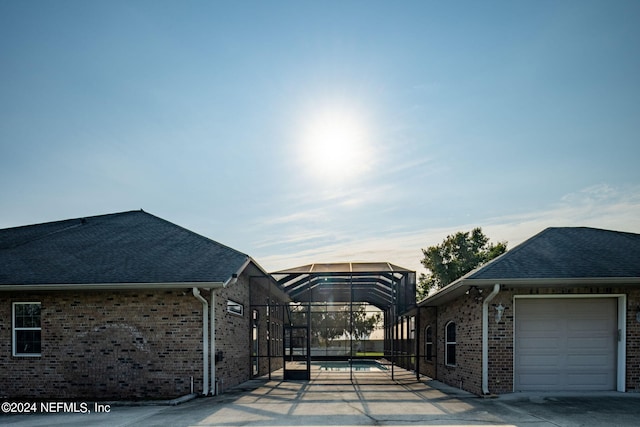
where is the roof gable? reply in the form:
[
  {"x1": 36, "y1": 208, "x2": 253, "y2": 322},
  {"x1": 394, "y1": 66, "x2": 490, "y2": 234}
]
[
  {"x1": 468, "y1": 227, "x2": 640, "y2": 280},
  {"x1": 0, "y1": 210, "x2": 249, "y2": 285}
]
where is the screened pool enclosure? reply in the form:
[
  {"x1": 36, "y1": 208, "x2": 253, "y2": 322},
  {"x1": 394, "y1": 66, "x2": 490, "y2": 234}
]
[{"x1": 250, "y1": 262, "x2": 418, "y2": 381}]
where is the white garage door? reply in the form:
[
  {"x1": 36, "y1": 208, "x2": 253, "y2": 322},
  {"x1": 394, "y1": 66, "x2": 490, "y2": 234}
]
[{"x1": 514, "y1": 298, "x2": 617, "y2": 391}]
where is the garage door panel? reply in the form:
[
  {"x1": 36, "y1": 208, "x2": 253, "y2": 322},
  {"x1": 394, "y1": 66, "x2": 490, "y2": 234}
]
[
  {"x1": 519, "y1": 319, "x2": 559, "y2": 332},
  {"x1": 515, "y1": 298, "x2": 617, "y2": 392},
  {"x1": 567, "y1": 373, "x2": 613, "y2": 388},
  {"x1": 519, "y1": 354, "x2": 560, "y2": 367},
  {"x1": 567, "y1": 336, "x2": 613, "y2": 349},
  {"x1": 567, "y1": 318, "x2": 611, "y2": 332},
  {"x1": 567, "y1": 353, "x2": 612, "y2": 366},
  {"x1": 567, "y1": 300, "x2": 611, "y2": 314},
  {"x1": 518, "y1": 336, "x2": 560, "y2": 350},
  {"x1": 517, "y1": 374, "x2": 560, "y2": 388},
  {"x1": 517, "y1": 302, "x2": 556, "y2": 315}
]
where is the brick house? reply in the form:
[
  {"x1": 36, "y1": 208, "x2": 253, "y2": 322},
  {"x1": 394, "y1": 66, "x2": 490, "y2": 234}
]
[
  {"x1": 413, "y1": 227, "x2": 640, "y2": 395},
  {"x1": 0, "y1": 210, "x2": 288, "y2": 400}
]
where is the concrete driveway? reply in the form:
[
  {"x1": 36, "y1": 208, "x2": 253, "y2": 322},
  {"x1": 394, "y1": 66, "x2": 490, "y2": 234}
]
[{"x1": 3, "y1": 367, "x2": 640, "y2": 426}]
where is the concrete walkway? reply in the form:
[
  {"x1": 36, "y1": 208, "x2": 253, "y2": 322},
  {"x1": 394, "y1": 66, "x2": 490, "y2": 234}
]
[{"x1": 3, "y1": 366, "x2": 640, "y2": 426}]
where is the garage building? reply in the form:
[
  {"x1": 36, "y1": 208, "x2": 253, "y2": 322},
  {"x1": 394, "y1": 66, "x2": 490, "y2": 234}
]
[{"x1": 412, "y1": 227, "x2": 640, "y2": 395}]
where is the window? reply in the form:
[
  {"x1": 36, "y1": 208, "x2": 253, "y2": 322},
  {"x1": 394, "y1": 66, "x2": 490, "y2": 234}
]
[
  {"x1": 227, "y1": 300, "x2": 244, "y2": 316},
  {"x1": 13, "y1": 302, "x2": 41, "y2": 356},
  {"x1": 252, "y1": 310, "x2": 259, "y2": 376},
  {"x1": 409, "y1": 316, "x2": 416, "y2": 340},
  {"x1": 445, "y1": 321, "x2": 456, "y2": 366},
  {"x1": 424, "y1": 326, "x2": 433, "y2": 361}
]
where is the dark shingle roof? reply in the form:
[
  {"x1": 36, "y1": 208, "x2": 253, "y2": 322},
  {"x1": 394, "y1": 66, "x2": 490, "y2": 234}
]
[
  {"x1": 468, "y1": 227, "x2": 640, "y2": 280},
  {"x1": 0, "y1": 210, "x2": 249, "y2": 285}
]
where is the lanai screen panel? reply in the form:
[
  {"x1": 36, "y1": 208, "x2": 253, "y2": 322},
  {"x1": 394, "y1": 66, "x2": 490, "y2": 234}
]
[{"x1": 272, "y1": 262, "x2": 416, "y2": 313}]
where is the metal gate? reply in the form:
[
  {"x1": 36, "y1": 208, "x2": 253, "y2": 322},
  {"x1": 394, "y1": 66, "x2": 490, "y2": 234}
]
[{"x1": 284, "y1": 325, "x2": 310, "y2": 380}]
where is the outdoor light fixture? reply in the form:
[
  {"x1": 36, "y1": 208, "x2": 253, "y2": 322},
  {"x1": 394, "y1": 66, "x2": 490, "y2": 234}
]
[
  {"x1": 227, "y1": 273, "x2": 238, "y2": 286},
  {"x1": 466, "y1": 286, "x2": 483, "y2": 302},
  {"x1": 495, "y1": 304, "x2": 505, "y2": 323}
]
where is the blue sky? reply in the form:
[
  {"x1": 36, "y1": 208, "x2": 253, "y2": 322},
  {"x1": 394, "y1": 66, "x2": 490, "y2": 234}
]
[{"x1": 2, "y1": 1, "x2": 639, "y2": 275}]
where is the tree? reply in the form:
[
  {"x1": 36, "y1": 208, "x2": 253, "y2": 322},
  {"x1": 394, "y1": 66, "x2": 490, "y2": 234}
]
[
  {"x1": 309, "y1": 308, "x2": 346, "y2": 346},
  {"x1": 345, "y1": 304, "x2": 381, "y2": 355},
  {"x1": 418, "y1": 227, "x2": 507, "y2": 299},
  {"x1": 300, "y1": 303, "x2": 382, "y2": 348},
  {"x1": 346, "y1": 304, "x2": 381, "y2": 341}
]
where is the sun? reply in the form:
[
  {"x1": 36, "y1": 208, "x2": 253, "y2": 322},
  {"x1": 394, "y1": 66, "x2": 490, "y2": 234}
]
[{"x1": 300, "y1": 107, "x2": 371, "y2": 183}]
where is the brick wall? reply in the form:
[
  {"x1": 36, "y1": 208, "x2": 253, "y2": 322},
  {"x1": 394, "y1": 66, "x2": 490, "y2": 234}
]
[
  {"x1": 212, "y1": 274, "x2": 251, "y2": 393},
  {"x1": 0, "y1": 289, "x2": 204, "y2": 400},
  {"x1": 417, "y1": 306, "x2": 437, "y2": 379},
  {"x1": 486, "y1": 289, "x2": 513, "y2": 394},
  {"x1": 1, "y1": 274, "x2": 291, "y2": 400},
  {"x1": 436, "y1": 293, "x2": 483, "y2": 395},
  {"x1": 211, "y1": 271, "x2": 288, "y2": 392},
  {"x1": 627, "y1": 288, "x2": 640, "y2": 392}
]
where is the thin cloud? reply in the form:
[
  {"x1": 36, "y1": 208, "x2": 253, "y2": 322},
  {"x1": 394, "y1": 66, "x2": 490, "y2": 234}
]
[
  {"x1": 251, "y1": 228, "x2": 341, "y2": 250},
  {"x1": 258, "y1": 209, "x2": 329, "y2": 227},
  {"x1": 257, "y1": 185, "x2": 640, "y2": 275}
]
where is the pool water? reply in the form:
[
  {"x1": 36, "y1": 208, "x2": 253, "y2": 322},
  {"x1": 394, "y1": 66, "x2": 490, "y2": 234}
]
[{"x1": 313, "y1": 360, "x2": 388, "y2": 372}]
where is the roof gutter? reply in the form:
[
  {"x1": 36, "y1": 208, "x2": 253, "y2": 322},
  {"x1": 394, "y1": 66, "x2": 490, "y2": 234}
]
[{"x1": 482, "y1": 284, "x2": 501, "y2": 395}]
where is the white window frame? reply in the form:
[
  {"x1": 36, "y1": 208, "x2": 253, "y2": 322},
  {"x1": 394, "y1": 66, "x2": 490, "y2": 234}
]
[
  {"x1": 227, "y1": 300, "x2": 244, "y2": 316},
  {"x1": 252, "y1": 309, "x2": 259, "y2": 376},
  {"x1": 445, "y1": 321, "x2": 456, "y2": 367},
  {"x1": 13, "y1": 302, "x2": 42, "y2": 357}
]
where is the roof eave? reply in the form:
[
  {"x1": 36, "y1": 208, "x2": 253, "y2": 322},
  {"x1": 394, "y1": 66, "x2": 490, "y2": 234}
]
[
  {"x1": 0, "y1": 281, "x2": 226, "y2": 291},
  {"x1": 465, "y1": 276, "x2": 640, "y2": 287},
  {"x1": 418, "y1": 276, "x2": 640, "y2": 307},
  {"x1": 417, "y1": 278, "x2": 467, "y2": 307}
]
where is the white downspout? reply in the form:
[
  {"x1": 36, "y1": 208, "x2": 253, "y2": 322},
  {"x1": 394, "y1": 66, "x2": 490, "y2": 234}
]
[
  {"x1": 192, "y1": 270, "x2": 240, "y2": 396},
  {"x1": 192, "y1": 287, "x2": 210, "y2": 396},
  {"x1": 211, "y1": 291, "x2": 216, "y2": 395},
  {"x1": 482, "y1": 284, "x2": 501, "y2": 395}
]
